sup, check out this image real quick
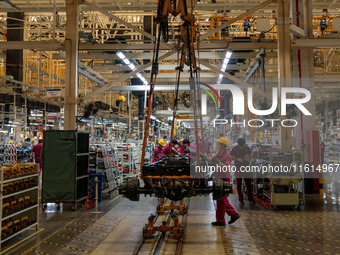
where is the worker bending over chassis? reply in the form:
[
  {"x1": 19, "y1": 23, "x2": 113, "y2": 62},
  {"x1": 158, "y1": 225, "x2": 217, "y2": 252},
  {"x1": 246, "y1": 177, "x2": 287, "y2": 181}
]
[
  {"x1": 230, "y1": 138, "x2": 254, "y2": 203},
  {"x1": 162, "y1": 139, "x2": 180, "y2": 156},
  {"x1": 153, "y1": 139, "x2": 166, "y2": 162},
  {"x1": 205, "y1": 137, "x2": 240, "y2": 226}
]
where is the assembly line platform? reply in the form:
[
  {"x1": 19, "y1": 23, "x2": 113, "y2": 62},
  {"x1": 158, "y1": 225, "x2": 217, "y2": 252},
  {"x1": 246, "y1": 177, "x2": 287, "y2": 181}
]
[{"x1": 1, "y1": 177, "x2": 340, "y2": 255}]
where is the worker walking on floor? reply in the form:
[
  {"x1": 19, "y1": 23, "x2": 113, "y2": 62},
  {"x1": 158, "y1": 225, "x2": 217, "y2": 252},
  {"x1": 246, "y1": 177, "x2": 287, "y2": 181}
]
[
  {"x1": 205, "y1": 137, "x2": 240, "y2": 226},
  {"x1": 153, "y1": 139, "x2": 165, "y2": 162},
  {"x1": 230, "y1": 138, "x2": 254, "y2": 203}
]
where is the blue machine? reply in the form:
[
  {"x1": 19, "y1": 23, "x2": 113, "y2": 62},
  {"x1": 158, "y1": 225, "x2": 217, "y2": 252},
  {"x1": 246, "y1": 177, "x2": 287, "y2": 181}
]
[{"x1": 243, "y1": 21, "x2": 251, "y2": 32}]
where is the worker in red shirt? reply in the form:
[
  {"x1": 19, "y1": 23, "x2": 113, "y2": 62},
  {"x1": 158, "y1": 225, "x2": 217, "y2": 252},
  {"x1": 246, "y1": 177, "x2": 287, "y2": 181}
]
[
  {"x1": 205, "y1": 137, "x2": 240, "y2": 226},
  {"x1": 179, "y1": 139, "x2": 190, "y2": 155},
  {"x1": 161, "y1": 139, "x2": 179, "y2": 156},
  {"x1": 32, "y1": 139, "x2": 43, "y2": 174},
  {"x1": 230, "y1": 138, "x2": 254, "y2": 203},
  {"x1": 153, "y1": 139, "x2": 165, "y2": 162}
]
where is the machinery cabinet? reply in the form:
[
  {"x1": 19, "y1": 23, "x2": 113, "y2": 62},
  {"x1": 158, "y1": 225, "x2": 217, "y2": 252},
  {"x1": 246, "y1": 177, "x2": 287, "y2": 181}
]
[
  {"x1": 269, "y1": 149, "x2": 304, "y2": 209},
  {"x1": 251, "y1": 146, "x2": 305, "y2": 209},
  {"x1": 0, "y1": 163, "x2": 39, "y2": 250},
  {"x1": 42, "y1": 131, "x2": 89, "y2": 210}
]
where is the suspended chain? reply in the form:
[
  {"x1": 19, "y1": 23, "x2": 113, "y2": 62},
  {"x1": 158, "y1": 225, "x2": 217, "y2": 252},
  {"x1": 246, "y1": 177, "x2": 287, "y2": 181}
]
[{"x1": 141, "y1": 0, "x2": 203, "y2": 170}]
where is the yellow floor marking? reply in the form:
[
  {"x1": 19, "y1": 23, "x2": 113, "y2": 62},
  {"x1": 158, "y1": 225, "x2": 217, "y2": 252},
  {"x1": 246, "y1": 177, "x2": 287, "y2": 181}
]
[
  {"x1": 21, "y1": 219, "x2": 76, "y2": 254},
  {"x1": 106, "y1": 195, "x2": 121, "y2": 206},
  {"x1": 325, "y1": 194, "x2": 340, "y2": 202},
  {"x1": 0, "y1": 228, "x2": 45, "y2": 254},
  {"x1": 219, "y1": 227, "x2": 229, "y2": 255}
]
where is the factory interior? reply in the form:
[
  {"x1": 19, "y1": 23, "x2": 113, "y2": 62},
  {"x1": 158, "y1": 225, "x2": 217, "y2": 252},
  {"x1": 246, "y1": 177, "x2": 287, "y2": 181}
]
[{"x1": 0, "y1": 0, "x2": 340, "y2": 254}]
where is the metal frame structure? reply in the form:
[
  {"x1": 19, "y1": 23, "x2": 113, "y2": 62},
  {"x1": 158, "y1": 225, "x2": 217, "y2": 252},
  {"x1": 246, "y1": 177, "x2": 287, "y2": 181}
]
[{"x1": 0, "y1": 0, "x2": 337, "y2": 139}]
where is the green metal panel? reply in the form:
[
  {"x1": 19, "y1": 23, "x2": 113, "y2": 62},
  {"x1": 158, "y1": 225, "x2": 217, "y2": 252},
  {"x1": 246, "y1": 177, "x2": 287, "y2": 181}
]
[
  {"x1": 42, "y1": 131, "x2": 76, "y2": 202},
  {"x1": 77, "y1": 132, "x2": 90, "y2": 154}
]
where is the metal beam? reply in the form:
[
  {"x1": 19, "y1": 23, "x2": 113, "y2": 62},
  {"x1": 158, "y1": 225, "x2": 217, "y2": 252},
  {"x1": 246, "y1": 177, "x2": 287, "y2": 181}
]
[
  {"x1": 0, "y1": 40, "x2": 64, "y2": 50},
  {"x1": 56, "y1": 51, "x2": 108, "y2": 85},
  {"x1": 293, "y1": 39, "x2": 340, "y2": 48},
  {"x1": 103, "y1": 83, "x2": 249, "y2": 91},
  {"x1": 0, "y1": 4, "x2": 280, "y2": 13},
  {"x1": 290, "y1": 24, "x2": 306, "y2": 38},
  {"x1": 79, "y1": 41, "x2": 277, "y2": 51},
  {"x1": 4, "y1": 38, "x2": 337, "y2": 52},
  {"x1": 0, "y1": 51, "x2": 5, "y2": 59},
  {"x1": 243, "y1": 62, "x2": 260, "y2": 82},
  {"x1": 0, "y1": 88, "x2": 61, "y2": 107},
  {"x1": 199, "y1": 0, "x2": 274, "y2": 40},
  {"x1": 102, "y1": 72, "x2": 218, "y2": 79},
  {"x1": 200, "y1": 59, "x2": 271, "y2": 98},
  {"x1": 242, "y1": 48, "x2": 264, "y2": 81},
  {"x1": 229, "y1": 41, "x2": 277, "y2": 50},
  {"x1": 53, "y1": 51, "x2": 278, "y2": 60},
  {"x1": 329, "y1": 0, "x2": 339, "y2": 8},
  {"x1": 78, "y1": 69, "x2": 106, "y2": 87},
  {"x1": 83, "y1": 50, "x2": 177, "y2": 100},
  {"x1": 94, "y1": 63, "x2": 252, "y2": 72}
]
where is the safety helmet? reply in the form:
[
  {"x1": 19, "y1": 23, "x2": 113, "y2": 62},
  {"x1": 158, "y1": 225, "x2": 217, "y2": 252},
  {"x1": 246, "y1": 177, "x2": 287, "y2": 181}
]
[
  {"x1": 217, "y1": 137, "x2": 229, "y2": 147},
  {"x1": 158, "y1": 139, "x2": 166, "y2": 147},
  {"x1": 118, "y1": 95, "x2": 126, "y2": 102},
  {"x1": 180, "y1": 138, "x2": 184, "y2": 142},
  {"x1": 9, "y1": 140, "x2": 13, "y2": 144},
  {"x1": 31, "y1": 139, "x2": 35, "y2": 142}
]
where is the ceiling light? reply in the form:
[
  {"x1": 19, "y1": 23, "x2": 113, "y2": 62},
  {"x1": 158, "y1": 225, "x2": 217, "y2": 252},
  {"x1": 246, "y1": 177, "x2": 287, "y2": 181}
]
[
  {"x1": 116, "y1": 51, "x2": 125, "y2": 59},
  {"x1": 123, "y1": 58, "x2": 131, "y2": 65},
  {"x1": 117, "y1": 52, "x2": 148, "y2": 84},
  {"x1": 128, "y1": 63, "x2": 136, "y2": 70},
  {"x1": 217, "y1": 51, "x2": 232, "y2": 84}
]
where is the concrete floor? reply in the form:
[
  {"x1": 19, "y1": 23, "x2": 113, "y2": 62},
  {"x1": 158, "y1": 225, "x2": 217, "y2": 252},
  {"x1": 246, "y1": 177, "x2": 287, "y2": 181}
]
[{"x1": 1, "y1": 177, "x2": 340, "y2": 255}]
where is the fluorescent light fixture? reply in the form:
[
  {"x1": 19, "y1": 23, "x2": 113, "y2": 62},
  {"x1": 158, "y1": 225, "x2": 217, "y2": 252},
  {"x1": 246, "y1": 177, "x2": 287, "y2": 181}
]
[
  {"x1": 117, "y1": 52, "x2": 148, "y2": 84},
  {"x1": 116, "y1": 51, "x2": 125, "y2": 59},
  {"x1": 123, "y1": 58, "x2": 131, "y2": 65},
  {"x1": 201, "y1": 93, "x2": 207, "y2": 115},
  {"x1": 128, "y1": 63, "x2": 136, "y2": 70},
  {"x1": 217, "y1": 51, "x2": 232, "y2": 84},
  {"x1": 223, "y1": 58, "x2": 230, "y2": 65}
]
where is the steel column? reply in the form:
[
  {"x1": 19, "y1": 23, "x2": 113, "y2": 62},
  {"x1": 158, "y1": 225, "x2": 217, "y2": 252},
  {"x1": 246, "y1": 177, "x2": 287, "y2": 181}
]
[
  {"x1": 64, "y1": 0, "x2": 79, "y2": 130},
  {"x1": 292, "y1": 0, "x2": 316, "y2": 163},
  {"x1": 277, "y1": 0, "x2": 292, "y2": 149}
]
